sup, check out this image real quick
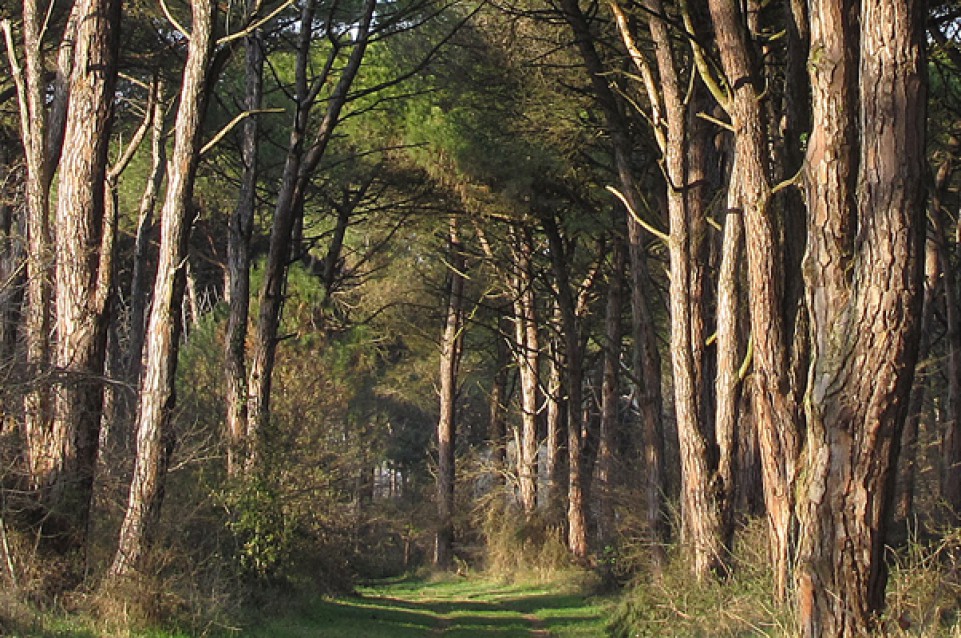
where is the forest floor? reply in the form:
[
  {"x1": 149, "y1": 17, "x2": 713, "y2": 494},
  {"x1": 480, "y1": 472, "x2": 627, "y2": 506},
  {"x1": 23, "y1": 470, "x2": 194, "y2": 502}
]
[{"x1": 245, "y1": 574, "x2": 611, "y2": 637}]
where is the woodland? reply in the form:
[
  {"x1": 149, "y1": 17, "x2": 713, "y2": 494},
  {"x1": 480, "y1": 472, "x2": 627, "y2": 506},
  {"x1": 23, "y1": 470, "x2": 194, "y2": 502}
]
[{"x1": 0, "y1": 0, "x2": 960, "y2": 636}]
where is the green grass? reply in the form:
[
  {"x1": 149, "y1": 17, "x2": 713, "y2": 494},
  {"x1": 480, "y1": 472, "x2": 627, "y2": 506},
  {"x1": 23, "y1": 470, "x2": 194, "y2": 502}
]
[{"x1": 245, "y1": 572, "x2": 610, "y2": 637}]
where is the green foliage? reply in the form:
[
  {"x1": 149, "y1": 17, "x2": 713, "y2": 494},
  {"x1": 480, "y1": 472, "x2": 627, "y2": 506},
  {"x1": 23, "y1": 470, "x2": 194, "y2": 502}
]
[{"x1": 221, "y1": 478, "x2": 293, "y2": 581}]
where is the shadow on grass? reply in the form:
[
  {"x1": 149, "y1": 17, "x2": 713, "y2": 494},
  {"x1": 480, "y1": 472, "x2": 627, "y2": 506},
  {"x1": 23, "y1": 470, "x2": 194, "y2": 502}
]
[
  {"x1": 0, "y1": 616, "x2": 98, "y2": 638},
  {"x1": 250, "y1": 578, "x2": 606, "y2": 637}
]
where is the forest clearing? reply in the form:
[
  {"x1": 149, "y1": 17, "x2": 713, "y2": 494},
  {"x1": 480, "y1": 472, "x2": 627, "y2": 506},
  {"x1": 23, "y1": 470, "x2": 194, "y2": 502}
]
[{"x1": 2, "y1": 0, "x2": 961, "y2": 636}]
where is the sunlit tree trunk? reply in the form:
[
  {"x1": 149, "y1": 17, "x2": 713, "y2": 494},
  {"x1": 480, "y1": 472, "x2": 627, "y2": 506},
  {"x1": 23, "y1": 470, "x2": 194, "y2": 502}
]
[
  {"x1": 796, "y1": 0, "x2": 926, "y2": 633},
  {"x1": 704, "y1": 0, "x2": 804, "y2": 597},
  {"x1": 50, "y1": 0, "x2": 120, "y2": 546},
  {"x1": 614, "y1": 0, "x2": 726, "y2": 578},
  {"x1": 510, "y1": 229, "x2": 540, "y2": 515},
  {"x1": 5, "y1": 0, "x2": 53, "y2": 491},
  {"x1": 127, "y1": 79, "x2": 167, "y2": 387},
  {"x1": 109, "y1": 0, "x2": 216, "y2": 580},
  {"x1": 434, "y1": 218, "x2": 465, "y2": 569}
]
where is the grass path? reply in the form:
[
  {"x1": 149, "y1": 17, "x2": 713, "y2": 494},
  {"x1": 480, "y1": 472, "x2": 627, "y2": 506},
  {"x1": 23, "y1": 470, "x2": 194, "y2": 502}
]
[{"x1": 248, "y1": 574, "x2": 610, "y2": 637}]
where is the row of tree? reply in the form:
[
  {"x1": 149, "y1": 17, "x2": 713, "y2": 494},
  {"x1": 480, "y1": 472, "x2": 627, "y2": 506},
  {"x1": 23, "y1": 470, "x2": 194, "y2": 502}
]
[{"x1": 0, "y1": 0, "x2": 958, "y2": 636}]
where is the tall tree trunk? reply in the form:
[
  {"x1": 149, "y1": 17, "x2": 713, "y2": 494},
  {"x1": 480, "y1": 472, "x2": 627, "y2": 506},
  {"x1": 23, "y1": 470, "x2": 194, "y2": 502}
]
[
  {"x1": 41, "y1": 0, "x2": 119, "y2": 554},
  {"x1": 542, "y1": 216, "x2": 588, "y2": 560},
  {"x1": 713, "y1": 188, "x2": 743, "y2": 552},
  {"x1": 511, "y1": 229, "x2": 540, "y2": 515},
  {"x1": 597, "y1": 236, "x2": 625, "y2": 546},
  {"x1": 704, "y1": 0, "x2": 804, "y2": 597},
  {"x1": 434, "y1": 218, "x2": 465, "y2": 569},
  {"x1": 246, "y1": 0, "x2": 376, "y2": 469},
  {"x1": 893, "y1": 231, "x2": 938, "y2": 538},
  {"x1": 488, "y1": 314, "x2": 510, "y2": 482},
  {"x1": 544, "y1": 302, "x2": 566, "y2": 512},
  {"x1": 127, "y1": 79, "x2": 167, "y2": 388},
  {"x1": 109, "y1": 0, "x2": 216, "y2": 580},
  {"x1": 224, "y1": 17, "x2": 263, "y2": 476},
  {"x1": 559, "y1": 0, "x2": 667, "y2": 566},
  {"x1": 5, "y1": 0, "x2": 53, "y2": 491},
  {"x1": 796, "y1": 0, "x2": 926, "y2": 633},
  {"x1": 615, "y1": 0, "x2": 726, "y2": 578}
]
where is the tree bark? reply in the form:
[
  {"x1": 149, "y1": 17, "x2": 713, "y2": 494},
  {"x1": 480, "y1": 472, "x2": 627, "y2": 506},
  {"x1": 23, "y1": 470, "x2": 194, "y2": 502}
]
[
  {"x1": 434, "y1": 218, "x2": 465, "y2": 569},
  {"x1": 224, "y1": 14, "x2": 263, "y2": 475},
  {"x1": 559, "y1": 0, "x2": 668, "y2": 566},
  {"x1": 246, "y1": 0, "x2": 376, "y2": 469},
  {"x1": 510, "y1": 228, "x2": 540, "y2": 515},
  {"x1": 33, "y1": 0, "x2": 118, "y2": 554},
  {"x1": 488, "y1": 313, "x2": 510, "y2": 482},
  {"x1": 704, "y1": 0, "x2": 804, "y2": 597},
  {"x1": 544, "y1": 301, "x2": 567, "y2": 512},
  {"x1": 6, "y1": 0, "x2": 54, "y2": 492},
  {"x1": 109, "y1": 0, "x2": 216, "y2": 579},
  {"x1": 597, "y1": 235, "x2": 625, "y2": 546},
  {"x1": 796, "y1": 0, "x2": 926, "y2": 633},
  {"x1": 542, "y1": 216, "x2": 588, "y2": 560},
  {"x1": 127, "y1": 79, "x2": 167, "y2": 388},
  {"x1": 615, "y1": 0, "x2": 726, "y2": 577}
]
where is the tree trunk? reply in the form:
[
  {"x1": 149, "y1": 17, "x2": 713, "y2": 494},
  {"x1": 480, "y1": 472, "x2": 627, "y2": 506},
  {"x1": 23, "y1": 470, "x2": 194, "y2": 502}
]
[
  {"x1": 542, "y1": 216, "x2": 588, "y2": 560},
  {"x1": 224, "y1": 18, "x2": 262, "y2": 475},
  {"x1": 559, "y1": 0, "x2": 667, "y2": 566},
  {"x1": 796, "y1": 0, "x2": 926, "y2": 633},
  {"x1": 6, "y1": 0, "x2": 54, "y2": 492},
  {"x1": 510, "y1": 229, "x2": 540, "y2": 515},
  {"x1": 615, "y1": 0, "x2": 726, "y2": 578},
  {"x1": 488, "y1": 312, "x2": 510, "y2": 480},
  {"x1": 713, "y1": 181, "x2": 743, "y2": 552},
  {"x1": 246, "y1": 0, "x2": 376, "y2": 469},
  {"x1": 109, "y1": 0, "x2": 216, "y2": 579},
  {"x1": 597, "y1": 235, "x2": 625, "y2": 546},
  {"x1": 434, "y1": 218, "x2": 465, "y2": 569},
  {"x1": 127, "y1": 79, "x2": 167, "y2": 388},
  {"x1": 704, "y1": 0, "x2": 804, "y2": 597},
  {"x1": 38, "y1": 0, "x2": 118, "y2": 554},
  {"x1": 544, "y1": 302, "x2": 567, "y2": 512},
  {"x1": 892, "y1": 232, "x2": 938, "y2": 539}
]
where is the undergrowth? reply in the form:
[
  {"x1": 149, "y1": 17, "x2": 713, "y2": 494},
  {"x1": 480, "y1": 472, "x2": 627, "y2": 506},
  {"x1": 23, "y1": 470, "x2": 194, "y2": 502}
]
[{"x1": 609, "y1": 518, "x2": 961, "y2": 637}]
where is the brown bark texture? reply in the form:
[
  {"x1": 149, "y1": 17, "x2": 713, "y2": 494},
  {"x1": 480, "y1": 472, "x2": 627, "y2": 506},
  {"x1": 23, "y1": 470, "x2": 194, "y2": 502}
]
[
  {"x1": 49, "y1": 0, "x2": 120, "y2": 546},
  {"x1": 434, "y1": 218, "x2": 465, "y2": 569},
  {"x1": 796, "y1": 0, "x2": 926, "y2": 634},
  {"x1": 110, "y1": 0, "x2": 216, "y2": 579},
  {"x1": 510, "y1": 229, "x2": 540, "y2": 516},
  {"x1": 705, "y1": 0, "x2": 803, "y2": 598}
]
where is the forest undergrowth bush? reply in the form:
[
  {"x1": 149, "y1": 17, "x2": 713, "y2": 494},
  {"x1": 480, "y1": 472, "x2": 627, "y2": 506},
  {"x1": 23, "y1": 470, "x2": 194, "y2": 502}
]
[
  {"x1": 478, "y1": 497, "x2": 571, "y2": 581},
  {"x1": 882, "y1": 526, "x2": 961, "y2": 636},
  {"x1": 609, "y1": 518, "x2": 961, "y2": 637},
  {"x1": 609, "y1": 518, "x2": 796, "y2": 638}
]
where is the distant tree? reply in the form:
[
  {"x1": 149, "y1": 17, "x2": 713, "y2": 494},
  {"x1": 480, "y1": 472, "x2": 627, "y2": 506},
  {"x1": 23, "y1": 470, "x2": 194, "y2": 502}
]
[{"x1": 434, "y1": 217, "x2": 465, "y2": 569}]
